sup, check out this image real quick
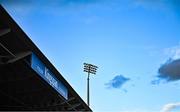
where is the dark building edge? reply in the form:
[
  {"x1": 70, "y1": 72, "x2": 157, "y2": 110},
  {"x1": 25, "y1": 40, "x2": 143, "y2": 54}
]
[{"x1": 0, "y1": 5, "x2": 92, "y2": 111}]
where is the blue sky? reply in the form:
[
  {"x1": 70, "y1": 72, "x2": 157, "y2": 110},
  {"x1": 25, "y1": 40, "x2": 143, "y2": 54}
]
[{"x1": 1, "y1": 0, "x2": 180, "y2": 111}]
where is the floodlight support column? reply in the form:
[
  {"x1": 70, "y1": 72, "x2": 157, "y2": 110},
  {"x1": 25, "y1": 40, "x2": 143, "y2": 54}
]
[{"x1": 87, "y1": 72, "x2": 90, "y2": 106}]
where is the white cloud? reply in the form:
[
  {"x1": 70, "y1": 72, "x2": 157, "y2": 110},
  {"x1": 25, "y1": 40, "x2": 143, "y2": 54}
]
[
  {"x1": 151, "y1": 43, "x2": 180, "y2": 84},
  {"x1": 164, "y1": 43, "x2": 180, "y2": 60},
  {"x1": 161, "y1": 102, "x2": 180, "y2": 112},
  {"x1": 152, "y1": 43, "x2": 180, "y2": 83}
]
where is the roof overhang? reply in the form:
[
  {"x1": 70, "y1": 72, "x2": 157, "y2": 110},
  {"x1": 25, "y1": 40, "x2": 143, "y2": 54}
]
[{"x1": 0, "y1": 5, "x2": 91, "y2": 111}]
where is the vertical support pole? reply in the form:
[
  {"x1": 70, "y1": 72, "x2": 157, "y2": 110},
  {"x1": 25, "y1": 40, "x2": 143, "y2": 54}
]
[{"x1": 87, "y1": 72, "x2": 90, "y2": 106}]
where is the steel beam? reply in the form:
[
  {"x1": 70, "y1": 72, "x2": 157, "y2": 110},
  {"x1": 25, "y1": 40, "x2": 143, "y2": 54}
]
[
  {"x1": 0, "y1": 28, "x2": 11, "y2": 37},
  {"x1": 67, "y1": 103, "x2": 81, "y2": 110}
]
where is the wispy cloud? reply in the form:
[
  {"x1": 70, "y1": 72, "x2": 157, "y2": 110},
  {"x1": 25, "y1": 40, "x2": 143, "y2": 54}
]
[
  {"x1": 164, "y1": 43, "x2": 180, "y2": 60},
  {"x1": 134, "y1": 0, "x2": 167, "y2": 9},
  {"x1": 152, "y1": 43, "x2": 180, "y2": 84},
  {"x1": 2, "y1": 0, "x2": 180, "y2": 18},
  {"x1": 105, "y1": 75, "x2": 130, "y2": 89},
  {"x1": 133, "y1": 0, "x2": 180, "y2": 16},
  {"x1": 0, "y1": 0, "x2": 102, "y2": 15},
  {"x1": 0, "y1": 0, "x2": 99, "y2": 5},
  {"x1": 122, "y1": 110, "x2": 158, "y2": 112},
  {"x1": 151, "y1": 79, "x2": 161, "y2": 85},
  {"x1": 134, "y1": 0, "x2": 180, "y2": 9},
  {"x1": 161, "y1": 102, "x2": 180, "y2": 112},
  {"x1": 2, "y1": 0, "x2": 180, "y2": 13},
  {"x1": 0, "y1": 0, "x2": 101, "y2": 9}
]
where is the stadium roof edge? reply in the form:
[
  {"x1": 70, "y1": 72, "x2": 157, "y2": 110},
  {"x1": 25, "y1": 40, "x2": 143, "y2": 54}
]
[{"x1": 0, "y1": 5, "x2": 91, "y2": 111}]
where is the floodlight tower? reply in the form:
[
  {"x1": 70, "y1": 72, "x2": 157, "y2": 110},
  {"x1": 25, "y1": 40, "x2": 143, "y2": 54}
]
[{"x1": 83, "y1": 63, "x2": 98, "y2": 106}]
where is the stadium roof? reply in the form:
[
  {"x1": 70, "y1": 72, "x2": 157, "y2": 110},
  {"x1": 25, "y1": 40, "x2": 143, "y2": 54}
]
[{"x1": 0, "y1": 5, "x2": 91, "y2": 111}]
